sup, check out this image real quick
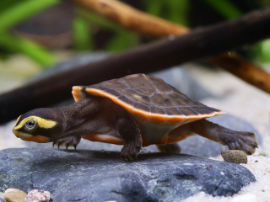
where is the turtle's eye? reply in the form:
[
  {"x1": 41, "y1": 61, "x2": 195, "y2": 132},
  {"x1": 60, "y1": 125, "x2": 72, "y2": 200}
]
[{"x1": 24, "y1": 119, "x2": 37, "y2": 131}]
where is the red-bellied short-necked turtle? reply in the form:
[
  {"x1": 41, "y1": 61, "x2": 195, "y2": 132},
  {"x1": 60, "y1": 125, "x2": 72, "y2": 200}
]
[{"x1": 13, "y1": 74, "x2": 257, "y2": 161}]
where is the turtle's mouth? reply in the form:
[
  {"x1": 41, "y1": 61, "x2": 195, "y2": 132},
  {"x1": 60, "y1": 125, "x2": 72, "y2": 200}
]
[{"x1": 12, "y1": 129, "x2": 50, "y2": 143}]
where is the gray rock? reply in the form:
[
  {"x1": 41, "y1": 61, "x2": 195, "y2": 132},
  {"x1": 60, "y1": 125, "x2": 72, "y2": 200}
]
[{"x1": 0, "y1": 148, "x2": 255, "y2": 202}]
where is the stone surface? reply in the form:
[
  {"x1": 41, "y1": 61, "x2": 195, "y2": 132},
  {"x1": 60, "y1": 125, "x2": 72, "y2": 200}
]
[
  {"x1": 221, "y1": 150, "x2": 248, "y2": 164},
  {"x1": 0, "y1": 148, "x2": 255, "y2": 202},
  {"x1": 4, "y1": 188, "x2": 26, "y2": 202},
  {"x1": 25, "y1": 189, "x2": 51, "y2": 202}
]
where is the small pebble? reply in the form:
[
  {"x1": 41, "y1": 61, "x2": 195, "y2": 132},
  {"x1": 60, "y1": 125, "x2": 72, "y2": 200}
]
[
  {"x1": 25, "y1": 189, "x2": 51, "y2": 202},
  {"x1": 221, "y1": 150, "x2": 247, "y2": 164},
  {"x1": 4, "y1": 188, "x2": 27, "y2": 202}
]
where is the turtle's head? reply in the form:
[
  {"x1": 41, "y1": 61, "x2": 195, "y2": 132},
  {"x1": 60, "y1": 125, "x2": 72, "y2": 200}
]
[{"x1": 13, "y1": 108, "x2": 63, "y2": 143}]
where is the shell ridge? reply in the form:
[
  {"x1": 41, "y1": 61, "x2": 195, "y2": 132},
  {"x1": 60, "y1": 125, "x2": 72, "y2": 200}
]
[{"x1": 83, "y1": 74, "x2": 223, "y2": 122}]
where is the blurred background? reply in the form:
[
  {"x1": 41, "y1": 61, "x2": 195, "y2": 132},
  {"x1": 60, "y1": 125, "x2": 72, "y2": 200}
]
[
  {"x1": 1, "y1": 2, "x2": 270, "y2": 200},
  {"x1": 1, "y1": 0, "x2": 270, "y2": 93}
]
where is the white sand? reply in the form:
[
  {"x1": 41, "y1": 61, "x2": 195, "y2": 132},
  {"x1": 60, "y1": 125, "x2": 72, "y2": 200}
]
[{"x1": 1, "y1": 62, "x2": 270, "y2": 201}]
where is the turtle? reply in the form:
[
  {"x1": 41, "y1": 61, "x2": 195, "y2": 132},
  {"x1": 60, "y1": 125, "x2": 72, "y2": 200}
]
[{"x1": 13, "y1": 74, "x2": 257, "y2": 161}]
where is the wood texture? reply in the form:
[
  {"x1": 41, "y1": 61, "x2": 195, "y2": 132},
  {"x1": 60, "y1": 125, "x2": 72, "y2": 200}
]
[
  {"x1": 75, "y1": 0, "x2": 270, "y2": 94},
  {"x1": 209, "y1": 52, "x2": 270, "y2": 93},
  {"x1": 74, "y1": 0, "x2": 189, "y2": 37}
]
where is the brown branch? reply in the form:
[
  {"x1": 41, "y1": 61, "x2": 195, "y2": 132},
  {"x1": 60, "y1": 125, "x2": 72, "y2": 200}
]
[
  {"x1": 209, "y1": 52, "x2": 270, "y2": 92},
  {"x1": 74, "y1": 0, "x2": 270, "y2": 94},
  {"x1": 1, "y1": 7, "x2": 270, "y2": 124},
  {"x1": 74, "y1": 0, "x2": 189, "y2": 37}
]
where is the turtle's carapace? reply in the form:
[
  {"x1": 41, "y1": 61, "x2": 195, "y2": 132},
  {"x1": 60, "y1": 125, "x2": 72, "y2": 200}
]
[{"x1": 13, "y1": 74, "x2": 257, "y2": 161}]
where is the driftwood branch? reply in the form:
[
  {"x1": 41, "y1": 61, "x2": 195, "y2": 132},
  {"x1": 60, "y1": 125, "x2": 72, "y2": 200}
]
[
  {"x1": 1, "y1": 7, "x2": 270, "y2": 124},
  {"x1": 209, "y1": 52, "x2": 270, "y2": 92},
  {"x1": 75, "y1": 0, "x2": 270, "y2": 94},
  {"x1": 74, "y1": 0, "x2": 189, "y2": 37}
]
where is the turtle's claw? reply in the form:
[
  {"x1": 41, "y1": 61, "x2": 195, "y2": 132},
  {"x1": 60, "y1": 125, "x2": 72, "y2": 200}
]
[
  {"x1": 52, "y1": 136, "x2": 81, "y2": 151},
  {"x1": 121, "y1": 143, "x2": 141, "y2": 162},
  {"x1": 65, "y1": 143, "x2": 71, "y2": 150},
  {"x1": 52, "y1": 141, "x2": 62, "y2": 149},
  {"x1": 223, "y1": 131, "x2": 258, "y2": 155}
]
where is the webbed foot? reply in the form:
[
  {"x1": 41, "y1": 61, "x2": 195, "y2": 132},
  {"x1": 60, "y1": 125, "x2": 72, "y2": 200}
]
[
  {"x1": 221, "y1": 131, "x2": 257, "y2": 155},
  {"x1": 121, "y1": 143, "x2": 141, "y2": 161},
  {"x1": 191, "y1": 120, "x2": 258, "y2": 155},
  {"x1": 53, "y1": 136, "x2": 81, "y2": 150}
]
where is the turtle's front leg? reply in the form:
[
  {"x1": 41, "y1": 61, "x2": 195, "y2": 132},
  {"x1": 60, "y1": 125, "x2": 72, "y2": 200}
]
[
  {"x1": 53, "y1": 136, "x2": 81, "y2": 150},
  {"x1": 190, "y1": 119, "x2": 257, "y2": 154},
  {"x1": 117, "y1": 118, "x2": 142, "y2": 161}
]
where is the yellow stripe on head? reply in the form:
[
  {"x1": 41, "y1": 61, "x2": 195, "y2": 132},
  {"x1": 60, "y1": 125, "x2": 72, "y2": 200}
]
[
  {"x1": 13, "y1": 129, "x2": 50, "y2": 143},
  {"x1": 15, "y1": 115, "x2": 22, "y2": 126},
  {"x1": 14, "y1": 116, "x2": 57, "y2": 130}
]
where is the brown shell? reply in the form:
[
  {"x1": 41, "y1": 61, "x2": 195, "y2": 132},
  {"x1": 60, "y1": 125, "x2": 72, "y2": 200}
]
[{"x1": 72, "y1": 74, "x2": 224, "y2": 123}]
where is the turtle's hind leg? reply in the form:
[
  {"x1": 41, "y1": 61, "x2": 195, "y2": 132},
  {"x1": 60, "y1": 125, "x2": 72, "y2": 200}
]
[
  {"x1": 190, "y1": 119, "x2": 257, "y2": 154},
  {"x1": 53, "y1": 136, "x2": 81, "y2": 150},
  {"x1": 157, "y1": 144, "x2": 181, "y2": 154}
]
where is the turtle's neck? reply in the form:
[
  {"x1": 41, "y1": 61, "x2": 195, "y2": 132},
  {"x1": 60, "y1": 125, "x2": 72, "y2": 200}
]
[{"x1": 58, "y1": 98, "x2": 100, "y2": 133}]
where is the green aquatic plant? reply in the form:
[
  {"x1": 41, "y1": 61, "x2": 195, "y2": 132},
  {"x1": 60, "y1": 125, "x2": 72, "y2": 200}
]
[
  {"x1": 0, "y1": 0, "x2": 59, "y2": 67},
  {"x1": 0, "y1": 0, "x2": 270, "y2": 68}
]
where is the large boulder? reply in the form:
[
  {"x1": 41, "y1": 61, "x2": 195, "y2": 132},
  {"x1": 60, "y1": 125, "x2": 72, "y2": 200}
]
[{"x1": 0, "y1": 148, "x2": 255, "y2": 202}]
